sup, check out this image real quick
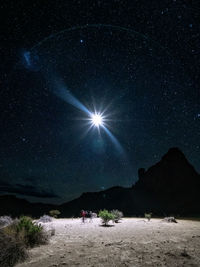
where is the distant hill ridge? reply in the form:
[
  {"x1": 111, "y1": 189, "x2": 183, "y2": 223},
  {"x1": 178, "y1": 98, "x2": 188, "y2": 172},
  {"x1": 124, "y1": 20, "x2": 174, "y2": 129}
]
[{"x1": 0, "y1": 147, "x2": 200, "y2": 217}]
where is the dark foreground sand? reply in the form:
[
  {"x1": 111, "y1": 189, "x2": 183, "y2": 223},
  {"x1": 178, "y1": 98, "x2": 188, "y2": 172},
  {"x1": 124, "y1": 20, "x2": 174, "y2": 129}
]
[{"x1": 17, "y1": 218, "x2": 200, "y2": 267}]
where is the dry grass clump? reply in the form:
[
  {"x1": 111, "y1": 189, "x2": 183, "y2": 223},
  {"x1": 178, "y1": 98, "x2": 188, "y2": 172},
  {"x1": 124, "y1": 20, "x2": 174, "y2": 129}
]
[
  {"x1": 111, "y1": 210, "x2": 123, "y2": 223},
  {"x1": 0, "y1": 216, "x2": 13, "y2": 228},
  {"x1": 0, "y1": 216, "x2": 50, "y2": 266},
  {"x1": 0, "y1": 230, "x2": 27, "y2": 267},
  {"x1": 14, "y1": 216, "x2": 49, "y2": 247}
]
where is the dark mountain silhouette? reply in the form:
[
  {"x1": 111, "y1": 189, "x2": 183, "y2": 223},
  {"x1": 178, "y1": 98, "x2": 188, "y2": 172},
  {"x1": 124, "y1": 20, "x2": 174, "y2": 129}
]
[
  {"x1": 133, "y1": 147, "x2": 200, "y2": 215},
  {"x1": 59, "y1": 147, "x2": 200, "y2": 216},
  {"x1": 0, "y1": 147, "x2": 200, "y2": 217},
  {"x1": 0, "y1": 195, "x2": 56, "y2": 217}
]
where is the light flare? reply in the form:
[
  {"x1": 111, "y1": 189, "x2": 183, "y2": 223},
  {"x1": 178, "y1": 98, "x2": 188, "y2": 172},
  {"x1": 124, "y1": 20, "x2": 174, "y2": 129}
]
[
  {"x1": 52, "y1": 77, "x2": 124, "y2": 154},
  {"x1": 91, "y1": 113, "x2": 103, "y2": 127}
]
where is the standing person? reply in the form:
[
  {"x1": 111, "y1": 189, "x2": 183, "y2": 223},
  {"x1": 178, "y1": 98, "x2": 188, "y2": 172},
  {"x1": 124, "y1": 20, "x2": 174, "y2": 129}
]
[{"x1": 81, "y1": 210, "x2": 86, "y2": 223}]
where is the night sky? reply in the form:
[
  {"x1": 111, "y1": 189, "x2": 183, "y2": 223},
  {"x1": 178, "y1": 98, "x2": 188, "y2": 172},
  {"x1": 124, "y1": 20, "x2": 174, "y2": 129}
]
[{"x1": 0, "y1": 0, "x2": 200, "y2": 204}]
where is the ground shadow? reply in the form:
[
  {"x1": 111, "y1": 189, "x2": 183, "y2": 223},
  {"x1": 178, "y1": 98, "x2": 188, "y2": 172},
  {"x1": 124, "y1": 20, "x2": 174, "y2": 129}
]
[{"x1": 99, "y1": 224, "x2": 115, "y2": 227}]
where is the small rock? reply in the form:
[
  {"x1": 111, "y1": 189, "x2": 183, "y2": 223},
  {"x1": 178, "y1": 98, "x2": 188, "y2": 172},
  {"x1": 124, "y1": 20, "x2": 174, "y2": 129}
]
[{"x1": 181, "y1": 249, "x2": 191, "y2": 259}]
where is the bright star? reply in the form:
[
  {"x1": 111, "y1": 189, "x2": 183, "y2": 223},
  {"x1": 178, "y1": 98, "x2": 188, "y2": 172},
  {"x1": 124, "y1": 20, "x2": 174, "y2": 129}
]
[{"x1": 91, "y1": 113, "x2": 103, "y2": 127}]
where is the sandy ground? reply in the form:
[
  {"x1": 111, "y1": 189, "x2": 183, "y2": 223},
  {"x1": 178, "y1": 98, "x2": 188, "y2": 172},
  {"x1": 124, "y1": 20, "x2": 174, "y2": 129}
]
[{"x1": 16, "y1": 218, "x2": 200, "y2": 267}]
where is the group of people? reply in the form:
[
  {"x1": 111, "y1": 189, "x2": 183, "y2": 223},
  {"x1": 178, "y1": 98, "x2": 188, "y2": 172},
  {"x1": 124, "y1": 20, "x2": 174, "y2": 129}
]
[{"x1": 80, "y1": 210, "x2": 96, "y2": 222}]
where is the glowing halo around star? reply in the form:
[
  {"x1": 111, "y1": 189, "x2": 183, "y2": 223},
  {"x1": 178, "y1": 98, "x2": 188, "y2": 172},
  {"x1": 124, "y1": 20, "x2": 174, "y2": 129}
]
[{"x1": 91, "y1": 113, "x2": 104, "y2": 127}]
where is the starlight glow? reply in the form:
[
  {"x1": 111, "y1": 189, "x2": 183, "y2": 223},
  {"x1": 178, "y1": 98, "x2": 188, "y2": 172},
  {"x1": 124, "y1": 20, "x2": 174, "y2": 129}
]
[{"x1": 91, "y1": 113, "x2": 103, "y2": 127}]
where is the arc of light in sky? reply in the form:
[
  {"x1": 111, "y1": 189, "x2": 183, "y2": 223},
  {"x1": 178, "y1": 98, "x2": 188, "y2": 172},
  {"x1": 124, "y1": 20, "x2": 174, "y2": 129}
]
[{"x1": 53, "y1": 78, "x2": 124, "y2": 154}]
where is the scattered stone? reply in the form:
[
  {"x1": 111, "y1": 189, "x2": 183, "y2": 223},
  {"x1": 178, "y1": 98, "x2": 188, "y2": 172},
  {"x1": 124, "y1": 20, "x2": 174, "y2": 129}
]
[
  {"x1": 181, "y1": 249, "x2": 191, "y2": 259},
  {"x1": 165, "y1": 251, "x2": 176, "y2": 257}
]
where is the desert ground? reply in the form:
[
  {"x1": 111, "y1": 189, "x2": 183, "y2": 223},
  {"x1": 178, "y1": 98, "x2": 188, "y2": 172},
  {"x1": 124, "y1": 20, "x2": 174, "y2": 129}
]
[{"x1": 16, "y1": 218, "x2": 200, "y2": 267}]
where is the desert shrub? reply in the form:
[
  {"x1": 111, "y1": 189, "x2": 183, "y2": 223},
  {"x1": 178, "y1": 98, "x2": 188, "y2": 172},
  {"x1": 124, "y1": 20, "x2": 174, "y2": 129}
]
[
  {"x1": 37, "y1": 222, "x2": 56, "y2": 237},
  {"x1": 92, "y1": 212, "x2": 97, "y2": 218},
  {"x1": 7, "y1": 216, "x2": 48, "y2": 248},
  {"x1": 3, "y1": 219, "x2": 20, "y2": 239},
  {"x1": 17, "y1": 216, "x2": 48, "y2": 247},
  {"x1": 0, "y1": 217, "x2": 50, "y2": 266},
  {"x1": 49, "y1": 210, "x2": 61, "y2": 218},
  {"x1": 0, "y1": 230, "x2": 27, "y2": 267},
  {"x1": 163, "y1": 217, "x2": 177, "y2": 223},
  {"x1": 145, "y1": 213, "x2": 152, "y2": 221},
  {"x1": 99, "y1": 210, "x2": 115, "y2": 226},
  {"x1": 111, "y1": 210, "x2": 123, "y2": 223},
  {"x1": 0, "y1": 216, "x2": 13, "y2": 229},
  {"x1": 38, "y1": 215, "x2": 53, "y2": 223}
]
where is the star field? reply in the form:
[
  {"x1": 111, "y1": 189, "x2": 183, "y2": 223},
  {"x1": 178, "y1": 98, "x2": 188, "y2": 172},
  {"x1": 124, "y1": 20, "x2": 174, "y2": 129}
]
[{"x1": 0, "y1": 0, "x2": 199, "y2": 203}]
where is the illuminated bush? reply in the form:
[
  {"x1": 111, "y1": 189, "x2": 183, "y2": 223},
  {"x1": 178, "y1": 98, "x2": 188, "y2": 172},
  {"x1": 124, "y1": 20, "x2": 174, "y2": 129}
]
[
  {"x1": 3, "y1": 216, "x2": 48, "y2": 248},
  {"x1": 0, "y1": 216, "x2": 50, "y2": 266},
  {"x1": 37, "y1": 216, "x2": 56, "y2": 237},
  {"x1": 111, "y1": 210, "x2": 123, "y2": 223},
  {"x1": 49, "y1": 210, "x2": 61, "y2": 218},
  {"x1": 145, "y1": 213, "x2": 152, "y2": 221},
  {"x1": 99, "y1": 210, "x2": 114, "y2": 226},
  {"x1": 16, "y1": 216, "x2": 48, "y2": 247},
  {"x1": 38, "y1": 215, "x2": 53, "y2": 223}
]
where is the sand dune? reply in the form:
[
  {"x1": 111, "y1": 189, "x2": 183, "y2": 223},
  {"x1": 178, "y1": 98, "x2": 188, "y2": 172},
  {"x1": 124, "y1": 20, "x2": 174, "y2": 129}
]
[{"x1": 16, "y1": 218, "x2": 200, "y2": 267}]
